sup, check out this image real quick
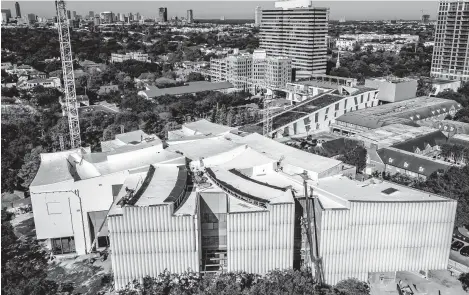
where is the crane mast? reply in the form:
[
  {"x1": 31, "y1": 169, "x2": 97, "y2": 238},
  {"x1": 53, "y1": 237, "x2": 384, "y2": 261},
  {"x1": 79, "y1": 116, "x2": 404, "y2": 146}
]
[{"x1": 55, "y1": 0, "x2": 81, "y2": 148}]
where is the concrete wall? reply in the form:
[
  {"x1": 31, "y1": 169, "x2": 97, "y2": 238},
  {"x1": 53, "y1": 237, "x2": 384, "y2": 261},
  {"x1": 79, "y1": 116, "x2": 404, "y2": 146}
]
[
  {"x1": 365, "y1": 80, "x2": 396, "y2": 103},
  {"x1": 30, "y1": 171, "x2": 129, "y2": 255},
  {"x1": 433, "y1": 80, "x2": 461, "y2": 95},
  {"x1": 365, "y1": 79, "x2": 417, "y2": 103},
  {"x1": 319, "y1": 200, "x2": 457, "y2": 284},
  {"x1": 394, "y1": 80, "x2": 418, "y2": 102}
]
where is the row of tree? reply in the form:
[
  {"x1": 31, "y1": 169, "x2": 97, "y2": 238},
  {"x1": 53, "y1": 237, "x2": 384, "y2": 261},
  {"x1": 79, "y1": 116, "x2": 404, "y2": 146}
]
[
  {"x1": 328, "y1": 44, "x2": 433, "y2": 82},
  {"x1": 117, "y1": 269, "x2": 370, "y2": 295}
]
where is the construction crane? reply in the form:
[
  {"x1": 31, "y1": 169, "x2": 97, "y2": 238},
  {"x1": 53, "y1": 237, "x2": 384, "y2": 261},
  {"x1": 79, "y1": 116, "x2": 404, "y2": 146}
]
[
  {"x1": 260, "y1": 79, "x2": 276, "y2": 136},
  {"x1": 263, "y1": 97, "x2": 273, "y2": 136},
  {"x1": 55, "y1": 0, "x2": 81, "y2": 149}
]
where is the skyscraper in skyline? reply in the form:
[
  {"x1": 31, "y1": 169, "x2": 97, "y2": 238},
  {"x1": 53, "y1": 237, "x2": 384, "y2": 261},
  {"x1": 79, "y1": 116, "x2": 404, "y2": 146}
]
[
  {"x1": 89, "y1": 11, "x2": 94, "y2": 19},
  {"x1": 66, "y1": 10, "x2": 71, "y2": 20},
  {"x1": 254, "y1": 6, "x2": 261, "y2": 27},
  {"x1": 72, "y1": 11, "x2": 76, "y2": 20},
  {"x1": 27, "y1": 13, "x2": 35, "y2": 23},
  {"x1": 15, "y1": 2, "x2": 21, "y2": 18},
  {"x1": 100, "y1": 11, "x2": 113, "y2": 23},
  {"x1": 187, "y1": 9, "x2": 193, "y2": 23},
  {"x1": 431, "y1": 0, "x2": 469, "y2": 81},
  {"x1": 158, "y1": 7, "x2": 167, "y2": 22},
  {"x1": 260, "y1": 0, "x2": 329, "y2": 78},
  {"x1": 421, "y1": 14, "x2": 430, "y2": 23}
]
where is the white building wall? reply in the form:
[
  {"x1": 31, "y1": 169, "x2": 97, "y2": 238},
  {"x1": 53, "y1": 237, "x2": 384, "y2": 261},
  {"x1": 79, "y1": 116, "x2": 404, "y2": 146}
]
[
  {"x1": 109, "y1": 205, "x2": 199, "y2": 290},
  {"x1": 30, "y1": 171, "x2": 130, "y2": 255},
  {"x1": 319, "y1": 200, "x2": 457, "y2": 285},
  {"x1": 227, "y1": 203, "x2": 295, "y2": 274}
]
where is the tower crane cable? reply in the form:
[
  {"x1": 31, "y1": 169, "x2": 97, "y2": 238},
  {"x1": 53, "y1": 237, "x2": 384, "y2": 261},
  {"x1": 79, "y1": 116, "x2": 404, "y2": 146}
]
[{"x1": 55, "y1": 0, "x2": 81, "y2": 149}]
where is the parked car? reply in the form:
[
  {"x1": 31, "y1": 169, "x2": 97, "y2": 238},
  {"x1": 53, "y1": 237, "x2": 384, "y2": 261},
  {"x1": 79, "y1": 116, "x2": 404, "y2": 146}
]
[
  {"x1": 451, "y1": 241, "x2": 464, "y2": 251},
  {"x1": 460, "y1": 246, "x2": 469, "y2": 257}
]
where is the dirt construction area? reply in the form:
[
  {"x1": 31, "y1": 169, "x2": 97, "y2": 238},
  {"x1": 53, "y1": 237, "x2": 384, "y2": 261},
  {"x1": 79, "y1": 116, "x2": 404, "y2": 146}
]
[{"x1": 10, "y1": 212, "x2": 114, "y2": 295}]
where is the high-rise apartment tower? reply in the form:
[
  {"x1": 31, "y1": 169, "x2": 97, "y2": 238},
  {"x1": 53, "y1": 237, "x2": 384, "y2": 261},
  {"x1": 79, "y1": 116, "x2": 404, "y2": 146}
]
[
  {"x1": 255, "y1": 6, "x2": 262, "y2": 27},
  {"x1": 260, "y1": 0, "x2": 329, "y2": 79},
  {"x1": 187, "y1": 9, "x2": 193, "y2": 23},
  {"x1": 431, "y1": 0, "x2": 469, "y2": 81},
  {"x1": 159, "y1": 7, "x2": 168, "y2": 22}
]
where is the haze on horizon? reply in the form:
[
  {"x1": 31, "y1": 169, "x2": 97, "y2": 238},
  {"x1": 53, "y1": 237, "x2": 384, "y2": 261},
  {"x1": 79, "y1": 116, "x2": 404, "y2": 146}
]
[{"x1": 2, "y1": 1, "x2": 438, "y2": 21}]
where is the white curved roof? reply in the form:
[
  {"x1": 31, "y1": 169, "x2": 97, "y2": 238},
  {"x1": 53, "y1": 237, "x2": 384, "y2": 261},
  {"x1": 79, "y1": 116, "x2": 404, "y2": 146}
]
[{"x1": 30, "y1": 148, "x2": 85, "y2": 187}]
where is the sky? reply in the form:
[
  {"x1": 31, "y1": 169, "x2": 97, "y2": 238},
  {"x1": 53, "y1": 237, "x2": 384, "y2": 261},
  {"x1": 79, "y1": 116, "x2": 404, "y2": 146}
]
[{"x1": 1, "y1": 1, "x2": 439, "y2": 21}]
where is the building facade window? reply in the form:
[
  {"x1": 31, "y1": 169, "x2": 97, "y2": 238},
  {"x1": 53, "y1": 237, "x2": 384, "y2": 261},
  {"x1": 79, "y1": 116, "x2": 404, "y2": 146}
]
[{"x1": 51, "y1": 237, "x2": 76, "y2": 255}]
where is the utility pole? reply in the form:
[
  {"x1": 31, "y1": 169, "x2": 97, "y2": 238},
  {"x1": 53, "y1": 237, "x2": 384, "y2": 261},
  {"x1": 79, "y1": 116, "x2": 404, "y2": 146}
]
[
  {"x1": 59, "y1": 134, "x2": 65, "y2": 151},
  {"x1": 299, "y1": 171, "x2": 324, "y2": 285},
  {"x1": 56, "y1": 0, "x2": 81, "y2": 148}
]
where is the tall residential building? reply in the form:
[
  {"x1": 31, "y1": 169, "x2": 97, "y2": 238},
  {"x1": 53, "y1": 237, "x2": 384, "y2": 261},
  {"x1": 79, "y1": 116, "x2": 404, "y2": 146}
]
[
  {"x1": 260, "y1": 0, "x2": 329, "y2": 79},
  {"x1": 72, "y1": 11, "x2": 76, "y2": 19},
  {"x1": 66, "y1": 10, "x2": 71, "y2": 20},
  {"x1": 100, "y1": 11, "x2": 113, "y2": 23},
  {"x1": 15, "y1": 2, "x2": 21, "y2": 18},
  {"x1": 210, "y1": 49, "x2": 292, "y2": 93},
  {"x1": 159, "y1": 7, "x2": 168, "y2": 22},
  {"x1": 119, "y1": 13, "x2": 125, "y2": 22},
  {"x1": 94, "y1": 15, "x2": 101, "y2": 26},
  {"x1": 421, "y1": 14, "x2": 431, "y2": 23},
  {"x1": 254, "y1": 6, "x2": 262, "y2": 27},
  {"x1": 89, "y1": 11, "x2": 94, "y2": 19},
  {"x1": 128, "y1": 12, "x2": 133, "y2": 21},
  {"x1": 431, "y1": 0, "x2": 469, "y2": 81},
  {"x1": 187, "y1": 9, "x2": 193, "y2": 23},
  {"x1": 27, "y1": 13, "x2": 35, "y2": 23},
  {"x1": 1, "y1": 9, "x2": 12, "y2": 22},
  {"x1": 111, "y1": 52, "x2": 151, "y2": 63}
]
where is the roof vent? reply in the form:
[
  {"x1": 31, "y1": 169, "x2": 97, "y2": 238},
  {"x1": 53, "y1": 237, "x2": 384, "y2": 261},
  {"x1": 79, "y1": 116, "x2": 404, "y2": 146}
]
[{"x1": 382, "y1": 187, "x2": 399, "y2": 195}]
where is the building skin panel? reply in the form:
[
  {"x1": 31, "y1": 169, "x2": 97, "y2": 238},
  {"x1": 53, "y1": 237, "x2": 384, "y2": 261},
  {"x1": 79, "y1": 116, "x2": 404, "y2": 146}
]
[
  {"x1": 318, "y1": 200, "x2": 457, "y2": 285},
  {"x1": 109, "y1": 205, "x2": 199, "y2": 290},
  {"x1": 271, "y1": 90, "x2": 379, "y2": 138},
  {"x1": 227, "y1": 203, "x2": 295, "y2": 274}
]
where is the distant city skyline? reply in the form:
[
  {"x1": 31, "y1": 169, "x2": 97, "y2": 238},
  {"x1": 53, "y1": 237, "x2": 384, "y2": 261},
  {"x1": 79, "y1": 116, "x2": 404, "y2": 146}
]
[{"x1": 2, "y1": 1, "x2": 439, "y2": 20}]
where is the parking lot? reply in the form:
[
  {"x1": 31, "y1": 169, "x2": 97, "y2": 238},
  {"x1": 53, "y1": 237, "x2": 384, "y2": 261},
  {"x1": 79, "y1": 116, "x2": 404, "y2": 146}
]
[{"x1": 450, "y1": 227, "x2": 469, "y2": 267}]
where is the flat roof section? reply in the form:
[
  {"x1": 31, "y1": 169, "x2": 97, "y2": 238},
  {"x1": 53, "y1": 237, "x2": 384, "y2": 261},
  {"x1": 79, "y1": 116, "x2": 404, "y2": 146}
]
[
  {"x1": 355, "y1": 124, "x2": 439, "y2": 147},
  {"x1": 315, "y1": 175, "x2": 449, "y2": 203},
  {"x1": 235, "y1": 133, "x2": 343, "y2": 175},
  {"x1": 183, "y1": 119, "x2": 236, "y2": 136},
  {"x1": 115, "y1": 130, "x2": 159, "y2": 145},
  {"x1": 166, "y1": 136, "x2": 244, "y2": 160}
]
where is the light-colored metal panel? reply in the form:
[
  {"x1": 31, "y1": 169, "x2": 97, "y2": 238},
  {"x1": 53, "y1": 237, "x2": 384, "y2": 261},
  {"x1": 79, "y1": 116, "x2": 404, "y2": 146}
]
[
  {"x1": 109, "y1": 206, "x2": 199, "y2": 290},
  {"x1": 319, "y1": 200, "x2": 457, "y2": 285}
]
